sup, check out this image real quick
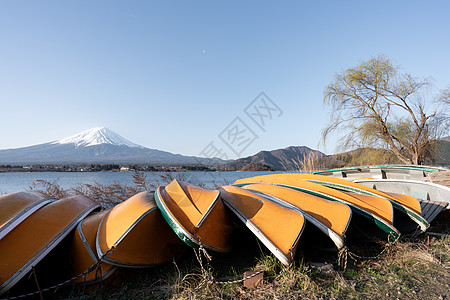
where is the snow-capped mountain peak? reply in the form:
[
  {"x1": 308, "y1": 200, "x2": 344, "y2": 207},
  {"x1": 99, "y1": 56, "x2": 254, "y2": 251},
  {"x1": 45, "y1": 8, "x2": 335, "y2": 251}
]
[{"x1": 53, "y1": 127, "x2": 143, "y2": 148}]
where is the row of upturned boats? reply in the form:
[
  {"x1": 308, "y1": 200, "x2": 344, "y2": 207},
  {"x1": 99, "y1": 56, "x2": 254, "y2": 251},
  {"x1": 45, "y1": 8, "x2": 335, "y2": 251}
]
[{"x1": 1, "y1": 166, "x2": 449, "y2": 297}]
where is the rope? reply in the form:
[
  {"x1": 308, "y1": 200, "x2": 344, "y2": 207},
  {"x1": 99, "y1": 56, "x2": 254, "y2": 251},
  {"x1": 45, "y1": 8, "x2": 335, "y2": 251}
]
[
  {"x1": 191, "y1": 243, "x2": 214, "y2": 290},
  {"x1": 31, "y1": 267, "x2": 44, "y2": 300},
  {"x1": 215, "y1": 270, "x2": 265, "y2": 285},
  {"x1": 337, "y1": 246, "x2": 348, "y2": 271},
  {"x1": 191, "y1": 242, "x2": 266, "y2": 286},
  {"x1": 1, "y1": 247, "x2": 115, "y2": 300},
  {"x1": 346, "y1": 241, "x2": 394, "y2": 263}
]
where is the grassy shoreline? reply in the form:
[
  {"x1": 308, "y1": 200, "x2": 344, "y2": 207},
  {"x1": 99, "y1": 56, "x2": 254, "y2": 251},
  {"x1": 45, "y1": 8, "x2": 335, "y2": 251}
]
[
  {"x1": 52, "y1": 223, "x2": 449, "y2": 299},
  {"x1": 21, "y1": 173, "x2": 450, "y2": 299}
]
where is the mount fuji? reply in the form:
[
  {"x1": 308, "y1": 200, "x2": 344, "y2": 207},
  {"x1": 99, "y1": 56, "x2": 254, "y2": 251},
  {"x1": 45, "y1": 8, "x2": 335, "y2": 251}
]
[
  {"x1": 52, "y1": 127, "x2": 143, "y2": 148},
  {"x1": 0, "y1": 127, "x2": 224, "y2": 165}
]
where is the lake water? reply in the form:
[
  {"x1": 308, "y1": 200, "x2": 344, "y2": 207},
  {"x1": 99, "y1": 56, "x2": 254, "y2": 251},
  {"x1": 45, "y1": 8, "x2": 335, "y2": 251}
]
[{"x1": 0, "y1": 171, "x2": 282, "y2": 195}]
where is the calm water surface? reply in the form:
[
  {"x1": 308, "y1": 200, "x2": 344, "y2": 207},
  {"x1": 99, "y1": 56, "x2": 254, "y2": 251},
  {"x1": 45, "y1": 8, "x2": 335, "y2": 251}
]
[{"x1": 0, "y1": 171, "x2": 279, "y2": 195}]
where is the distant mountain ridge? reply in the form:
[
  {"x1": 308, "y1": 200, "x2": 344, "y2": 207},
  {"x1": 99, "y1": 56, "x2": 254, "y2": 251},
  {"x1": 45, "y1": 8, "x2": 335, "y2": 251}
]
[
  {"x1": 8, "y1": 128, "x2": 444, "y2": 169},
  {"x1": 0, "y1": 127, "x2": 225, "y2": 165},
  {"x1": 219, "y1": 139, "x2": 450, "y2": 171},
  {"x1": 219, "y1": 146, "x2": 324, "y2": 171}
]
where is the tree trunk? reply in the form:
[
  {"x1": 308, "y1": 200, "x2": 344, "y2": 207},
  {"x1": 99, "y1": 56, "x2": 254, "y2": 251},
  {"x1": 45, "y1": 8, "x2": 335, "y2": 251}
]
[{"x1": 377, "y1": 119, "x2": 413, "y2": 164}]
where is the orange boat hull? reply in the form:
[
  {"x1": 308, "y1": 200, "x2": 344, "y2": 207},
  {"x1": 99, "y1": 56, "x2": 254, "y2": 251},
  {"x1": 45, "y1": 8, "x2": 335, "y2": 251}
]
[
  {"x1": 241, "y1": 183, "x2": 351, "y2": 249},
  {"x1": 0, "y1": 191, "x2": 54, "y2": 240},
  {"x1": 96, "y1": 191, "x2": 185, "y2": 267},
  {"x1": 220, "y1": 185, "x2": 305, "y2": 266},
  {"x1": 70, "y1": 209, "x2": 116, "y2": 284},
  {"x1": 155, "y1": 180, "x2": 234, "y2": 252},
  {"x1": 0, "y1": 195, "x2": 99, "y2": 295}
]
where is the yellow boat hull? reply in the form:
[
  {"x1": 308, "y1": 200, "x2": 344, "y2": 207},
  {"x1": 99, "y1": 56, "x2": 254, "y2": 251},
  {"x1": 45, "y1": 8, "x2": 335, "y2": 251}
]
[
  {"x1": 0, "y1": 195, "x2": 99, "y2": 295},
  {"x1": 0, "y1": 191, "x2": 54, "y2": 240},
  {"x1": 241, "y1": 183, "x2": 351, "y2": 249},
  {"x1": 234, "y1": 174, "x2": 399, "y2": 240},
  {"x1": 220, "y1": 185, "x2": 305, "y2": 266},
  {"x1": 70, "y1": 209, "x2": 116, "y2": 284},
  {"x1": 290, "y1": 173, "x2": 428, "y2": 232},
  {"x1": 155, "y1": 179, "x2": 234, "y2": 252},
  {"x1": 96, "y1": 191, "x2": 185, "y2": 267}
]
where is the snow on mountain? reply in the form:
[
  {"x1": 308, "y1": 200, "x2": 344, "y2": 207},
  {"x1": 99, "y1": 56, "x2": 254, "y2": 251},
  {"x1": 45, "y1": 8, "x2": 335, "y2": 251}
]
[
  {"x1": 53, "y1": 127, "x2": 143, "y2": 148},
  {"x1": 0, "y1": 127, "x2": 227, "y2": 165}
]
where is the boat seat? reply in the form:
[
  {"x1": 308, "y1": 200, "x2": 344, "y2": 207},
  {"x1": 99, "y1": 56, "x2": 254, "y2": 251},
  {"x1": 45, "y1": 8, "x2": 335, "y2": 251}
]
[{"x1": 419, "y1": 199, "x2": 448, "y2": 223}]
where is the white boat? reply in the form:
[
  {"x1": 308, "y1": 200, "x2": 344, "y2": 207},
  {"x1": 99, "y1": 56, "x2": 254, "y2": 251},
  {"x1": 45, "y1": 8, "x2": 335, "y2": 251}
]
[
  {"x1": 353, "y1": 179, "x2": 450, "y2": 222},
  {"x1": 314, "y1": 165, "x2": 449, "y2": 180}
]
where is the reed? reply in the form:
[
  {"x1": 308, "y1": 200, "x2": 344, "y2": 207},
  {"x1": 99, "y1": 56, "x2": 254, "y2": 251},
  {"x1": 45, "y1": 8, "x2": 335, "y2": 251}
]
[
  {"x1": 27, "y1": 173, "x2": 450, "y2": 299},
  {"x1": 282, "y1": 151, "x2": 326, "y2": 173},
  {"x1": 30, "y1": 171, "x2": 150, "y2": 208}
]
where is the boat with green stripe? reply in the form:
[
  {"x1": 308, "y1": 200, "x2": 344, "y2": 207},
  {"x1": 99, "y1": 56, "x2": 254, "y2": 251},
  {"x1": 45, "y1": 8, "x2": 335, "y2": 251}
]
[
  {"x1": 291, "y1": 174, "x2": 429, "y2": 233},
  {"x1": 234, "y1": 176, "x2": 400, "y2": 241},
  {"x1": 155, "y1": 179, "x2": 234, "y2": 252}
]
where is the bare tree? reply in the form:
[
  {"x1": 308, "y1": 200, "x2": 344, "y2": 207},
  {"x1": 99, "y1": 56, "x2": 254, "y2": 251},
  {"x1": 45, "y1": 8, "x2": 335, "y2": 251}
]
[
  {"x1": 439, "y1": 87, "x2": 450, "y2": 105},
  {"x1": 322, "y1": 55, "x2": 449, "y2": 165}
]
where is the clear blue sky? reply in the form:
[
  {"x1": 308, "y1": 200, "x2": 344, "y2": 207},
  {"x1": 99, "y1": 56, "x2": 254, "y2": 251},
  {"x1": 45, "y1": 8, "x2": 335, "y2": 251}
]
[{"x1": 1, "y1": 1, "x2": 449, "y2": 158}]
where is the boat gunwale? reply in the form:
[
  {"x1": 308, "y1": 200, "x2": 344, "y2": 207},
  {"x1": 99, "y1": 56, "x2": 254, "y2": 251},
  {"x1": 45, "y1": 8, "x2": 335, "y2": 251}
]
[
  {"x1": 0, "y1": 198, "x2": 55, "y2": 240},
  {"x1": 77, "y1": 220, "x2": 99, "y2": 264},
  {"x1": 194, "y1": 188, "x2": 220, "y2": 228},
  {"x1": 73, "y1": 209, "x2": 119, "y2": 283},
  {"x1": 0, "y1": 203, "x2": 100, "y2": 296},
  {"x1": 155, "y1": 186, "x2": 199, "y2": 250}
]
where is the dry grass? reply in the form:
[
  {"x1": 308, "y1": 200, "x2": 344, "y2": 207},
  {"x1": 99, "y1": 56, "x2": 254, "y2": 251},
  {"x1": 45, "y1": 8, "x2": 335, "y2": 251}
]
[
  {"x1": 28, "y1": 171, "x2": 188, "y2": 208},
  {"x1": 297, "y1": 151, "x2": 325, "y2": 173},
  {"x1": 282, "y1": 151, "x2": 326, "y2": 173},
  {"x1": 27, "y1": 173, "x2": 450, "y2": 299},
  {"x1": 54, "y1": 224, "x2": 450, "y2": 299}
]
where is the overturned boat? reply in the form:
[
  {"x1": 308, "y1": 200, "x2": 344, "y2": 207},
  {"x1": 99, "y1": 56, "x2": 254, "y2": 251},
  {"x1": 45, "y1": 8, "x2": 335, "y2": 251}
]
[
  {"x1": 353, "y1": 178, "x2": 450, "y2": 222},
  {"x1": 313, "y1": 165, "x2": 448, "y2": 180},
  {"x1": 234, "y1": 175, "x2": 399, "y2": 241},
  {"x1": 240, "y1": 183, "x2": 351, "y2": 250},
  {"x1": 70, "y1": 209, "x2": 116, "y2": 284},
  {"x1": 0, "y1": 195, "x2": 99, "y2": 296},
  {"x1": 283, "y1": 173, "x2": 428, "y2": 233},
  {"x1": 0, "y1": 191, "x2": 54, "y2": 240},
  {"x1": 220, "y1": 185, "x2": 305, "y2": 266},
  {"x1": 96, "y1": 191, "x2": 185, "y2": 267},
  {"x1": 155, "y1": 179, "x2": 234, "y2": 252}
]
